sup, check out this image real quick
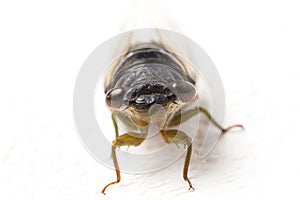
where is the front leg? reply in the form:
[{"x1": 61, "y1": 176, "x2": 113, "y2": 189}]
[
  {"x1": 160, "y1": 130, "x2": 194, "y2": 191},
  {"x1": 101, "y1": 133, "x2": 146, "y2": 194},
  {"x1": 101, "y1": 113, "x2": 146, "y2": 195}
]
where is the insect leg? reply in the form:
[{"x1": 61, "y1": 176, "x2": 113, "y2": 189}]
[
  {"x1": 168, "y1": 107, "x2": 244, "y2": 134},
  {"x1": 102, "y1": 133, "x2": 145, "y2": 194},
  {"x1": 101, "y1": 145, "x2": 120, "y2": 195},
  {"x1": 101, "y1": 115, "x2": 146, "y2": 194},
  {"x1": 101, "y1": 113, "x2": 120, "y2": 195},
  {"x1": 198, "y1": 107, "x2": 244, "y2": 134},
  {"x1": 160, "y1": 130, "x2": 194, "y2": 191},
  {"x1": 167, "y1": 107, "x2": 199, "y2": 127}
]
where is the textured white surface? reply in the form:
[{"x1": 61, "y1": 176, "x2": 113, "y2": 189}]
[{"x1": 1, "y1": 0, "x2": 300, "y2": 199}]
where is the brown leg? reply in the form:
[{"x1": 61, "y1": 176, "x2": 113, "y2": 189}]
[
  {"x1": 160, "y1": 130, "x2": 194, "y2": 191},
  {"x1": 101, "y1": 145, "x2": 120, "y2": 194},
  {"x1": 198, "y1": 107, "x2": 244, "y2": 134},
  {"x1": 101, "y1": 133, "x2": 145, "y2": 194},
  {"x1": 168, "y1": 106, "x2": 244, "y2": 134},
  {"x1": 183, "y1": 144, "x2": 194, "y2": 190},
  {"x1": 101, "y1": 114, "x2": 146, "y2": 194}
]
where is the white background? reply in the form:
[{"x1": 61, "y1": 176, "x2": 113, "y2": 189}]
[{"x1": 1, "y1": 0, "x2": 300, "y2": 199}]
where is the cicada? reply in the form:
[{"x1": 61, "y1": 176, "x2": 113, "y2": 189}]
[{"x1": 101, "y1": 42, "x2": 243, "y2": 194}]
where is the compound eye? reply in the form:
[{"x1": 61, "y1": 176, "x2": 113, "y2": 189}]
[
  {"x1": 171, "y1": 81, "x2": 197, "y2": 102},
  {"x1": 105, "y1": 88, "x2": 125, "y2": 109}
]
